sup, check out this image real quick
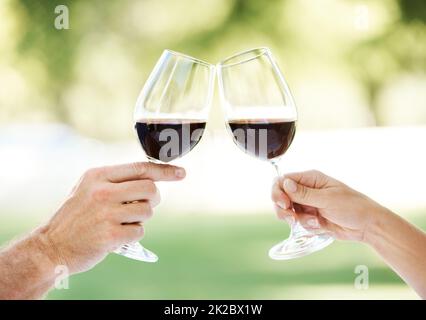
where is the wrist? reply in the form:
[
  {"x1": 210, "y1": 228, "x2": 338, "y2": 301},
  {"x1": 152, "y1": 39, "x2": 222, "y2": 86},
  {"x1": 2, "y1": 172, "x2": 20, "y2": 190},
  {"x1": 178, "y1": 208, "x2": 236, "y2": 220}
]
[
  {"x1": 30, "y1": 226, "x2": 64, "y2": 279},
  {"x1": 0, "y1": 228, "x2": 61, "y2": 299},
  {"x1": 362, "y1": 205, "x2": 395, "y2": 247}
]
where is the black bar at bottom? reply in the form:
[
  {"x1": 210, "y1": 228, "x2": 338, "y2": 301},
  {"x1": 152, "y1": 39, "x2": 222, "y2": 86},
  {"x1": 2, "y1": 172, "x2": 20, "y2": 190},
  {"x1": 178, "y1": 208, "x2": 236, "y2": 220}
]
[{"x1": 0, "y1": 300, "x2": 421, "y2": 318}]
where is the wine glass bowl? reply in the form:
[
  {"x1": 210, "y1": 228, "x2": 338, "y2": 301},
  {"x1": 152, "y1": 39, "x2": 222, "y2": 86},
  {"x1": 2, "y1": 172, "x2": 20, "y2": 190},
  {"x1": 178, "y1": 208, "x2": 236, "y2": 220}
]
[
  {"x1": 134, "y1": 50, "x2": 215, "y2": 164},
  {"x1": 217, "y1": 47, "x2": 334, "y2": 260},
  {"x1": 115, "y1": 50, "x2": 215, "y2": 263}
]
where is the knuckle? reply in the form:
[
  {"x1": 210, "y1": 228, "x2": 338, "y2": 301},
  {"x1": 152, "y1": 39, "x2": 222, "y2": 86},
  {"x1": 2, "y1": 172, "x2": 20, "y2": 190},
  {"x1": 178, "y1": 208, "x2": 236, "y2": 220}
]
[
  {"x1": 300, "y1": 185, "x2": 309, "y2": 200},
  {"x1": 149, "y1": 193, "x2": 161, "y2": 208},
  {"x1": 102, "y1": 209, "x2": 116, "y2": 222},
  {"x1": 143, "y1": 204, "x2": 154, "y2": 219},
  {"x1": 84, "y1": 167, "x2": 103, "y2": 180},
  {"x1": 143, "y1": 180, "x2": 157, "y2": 196},
  {"x1": 310, "y1": 169, "x2": 330, "y2": 188},
  {"x1": 307, "y1": 169, "x2": 321, "y2": 177},
  {"x1": 271, "y1": 190, "x2": 280, "y2": 202},
  {"x1": 129, "y1": 226, "x2": 144, "y2": 240},
  {"x1": 84, "y1": 168, "x2": 96, "y2": 178},
  {"x1": 132, "y1": 162, "x2": 147, "y2": 178},
  {"x1": 334, "y1": 187, "x2": 350, "y2": 200},
  {"x1": 91, "y1": 185, "x2": 112, "y2": 201}
]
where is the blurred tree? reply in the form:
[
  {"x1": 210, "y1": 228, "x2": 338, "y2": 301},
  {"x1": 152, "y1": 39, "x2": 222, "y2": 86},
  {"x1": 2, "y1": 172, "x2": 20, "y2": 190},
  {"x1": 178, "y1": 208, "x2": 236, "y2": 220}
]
[
  {"x1": 13, "y1": 0, "x2": 77, "y2": 121},
  {"x1": 168, "y1": 0, "x2": 287, "y2": 58},
  {"x1": 3, "y1": 0, "x2": 426, "y2": 135},
  {"x1": 349, "y1": 0, "x2": 426, "y2": 125},
  {"x1": 398, "y1": 0, "x2": 426, "y2": 22}
]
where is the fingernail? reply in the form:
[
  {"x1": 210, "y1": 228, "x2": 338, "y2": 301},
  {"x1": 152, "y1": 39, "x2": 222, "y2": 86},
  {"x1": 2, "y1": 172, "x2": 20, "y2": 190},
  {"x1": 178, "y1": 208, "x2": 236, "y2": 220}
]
[
  {"x1": 175, "y1": 168, "x2": 185, "y2": 178},
  {"x1": 307, "y1": 218, "x2": 320, "y2": 228},
  {"x1": 277, "y1": 201, "x2": 288, "y2": 209},
  {"x1": 283, "y1": 179, "x2": 297, "y2": 193}
]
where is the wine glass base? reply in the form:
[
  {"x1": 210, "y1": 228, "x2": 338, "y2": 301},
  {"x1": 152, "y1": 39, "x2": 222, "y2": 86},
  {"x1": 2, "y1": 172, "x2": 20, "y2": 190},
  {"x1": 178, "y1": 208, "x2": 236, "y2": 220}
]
[
  {"x1": 268, "y1": 232, "x2": 334, "y2": 260},
  {"x1": 114, "y1": 242, "x2": 158, "y2": 263}
]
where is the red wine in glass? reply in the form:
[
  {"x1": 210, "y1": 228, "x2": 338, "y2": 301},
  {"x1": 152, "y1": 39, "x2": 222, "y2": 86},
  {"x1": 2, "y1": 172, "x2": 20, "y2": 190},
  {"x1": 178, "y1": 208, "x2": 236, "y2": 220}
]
[
  {"x1": 135, "y1": 119, "x2": 206, "y2": 162},
  {"x1": 227, "y1": 119, "x2": 296, "y2": 160}
]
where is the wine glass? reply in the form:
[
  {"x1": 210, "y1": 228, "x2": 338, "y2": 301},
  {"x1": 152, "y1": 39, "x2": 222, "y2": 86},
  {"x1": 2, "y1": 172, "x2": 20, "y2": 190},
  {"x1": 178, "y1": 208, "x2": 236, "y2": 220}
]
[
  {"x1": 114, "y1": 50, "x2": 215, "y2": 262},
  {"x1": 217, "y1": 47, "x2": 334, "y2": 260}
]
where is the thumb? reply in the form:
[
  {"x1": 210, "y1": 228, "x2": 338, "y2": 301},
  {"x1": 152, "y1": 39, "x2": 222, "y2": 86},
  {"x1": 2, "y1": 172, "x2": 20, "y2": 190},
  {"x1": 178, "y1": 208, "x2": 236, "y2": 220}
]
[{"x1": 283, "y1": 178, "x2": 325, "y2": 207}]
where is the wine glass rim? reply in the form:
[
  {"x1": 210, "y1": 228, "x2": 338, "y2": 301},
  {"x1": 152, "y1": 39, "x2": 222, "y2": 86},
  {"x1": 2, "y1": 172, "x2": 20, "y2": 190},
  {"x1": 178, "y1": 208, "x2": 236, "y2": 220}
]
[
  {"x1": 164, "y1": 49, "x2": 213, "y2": 67},
  {"x1": 217, "y1": 47, "x2": 271, "y2": 68}
]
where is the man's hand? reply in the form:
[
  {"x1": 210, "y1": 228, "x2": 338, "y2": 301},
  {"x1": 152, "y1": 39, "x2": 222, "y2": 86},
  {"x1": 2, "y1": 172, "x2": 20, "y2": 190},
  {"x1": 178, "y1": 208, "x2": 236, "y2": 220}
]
[
  {"x1": 0, "y1": 162, "x2": 185, "y2": 299},
  {"x1": 35, "y1": 162, "x2": 185, "y2": 274},
  {"x1": 271, "y1": 170, "x2": 389, "y2": 242}
]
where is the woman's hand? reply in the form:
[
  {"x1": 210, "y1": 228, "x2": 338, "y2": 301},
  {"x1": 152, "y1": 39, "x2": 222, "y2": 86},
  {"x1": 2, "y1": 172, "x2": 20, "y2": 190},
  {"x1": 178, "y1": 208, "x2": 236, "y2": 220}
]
[
  {"x1": 272, "y1": 170, "x2": 426, "y2": 299},
  {"x1": 271, "y1": 170, "x2": 390, "y2": 242}
]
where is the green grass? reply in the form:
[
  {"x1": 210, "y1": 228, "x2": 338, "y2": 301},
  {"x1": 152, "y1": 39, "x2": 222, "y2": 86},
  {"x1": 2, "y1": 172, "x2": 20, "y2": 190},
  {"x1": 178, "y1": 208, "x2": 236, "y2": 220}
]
[{"x1": 1, "y1": 211, "x2": 424, "y2": 299}]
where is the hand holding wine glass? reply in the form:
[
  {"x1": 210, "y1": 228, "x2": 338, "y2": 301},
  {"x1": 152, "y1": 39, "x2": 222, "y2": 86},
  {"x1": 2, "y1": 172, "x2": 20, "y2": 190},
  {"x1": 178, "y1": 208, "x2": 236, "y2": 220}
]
[
  {"x1": 217, "y1": 47, "x2": 334, "y2": 260},
  {"x1": 272, "y1": 170, "x2": 388, "y2": 241},
  {"x1": 37, "y1": 162, "x2": 185, "y2": 274},
  {"x1": 271, "y1": 170, "x2": 426, "y2": 298}
]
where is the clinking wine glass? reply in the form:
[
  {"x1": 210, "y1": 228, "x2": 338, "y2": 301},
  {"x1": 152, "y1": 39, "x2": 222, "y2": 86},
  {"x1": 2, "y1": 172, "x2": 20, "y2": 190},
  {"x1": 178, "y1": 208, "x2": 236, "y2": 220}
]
[
  {"x1": 217, "y1": 47, "x2": 334, "y2": 260},
  {"x1": 114, "y1": 50, "x2": 215, "y2": 262}
]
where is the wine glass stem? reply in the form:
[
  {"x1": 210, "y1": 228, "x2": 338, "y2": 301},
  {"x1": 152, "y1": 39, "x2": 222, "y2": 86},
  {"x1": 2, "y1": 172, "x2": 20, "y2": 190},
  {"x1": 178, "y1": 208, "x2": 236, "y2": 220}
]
[
  {"x1": 271, "y1": 159, "x2": 282, "y2": 177},
  {"x1": 270, "y1": 159, "x2": 298, "y2": 231}
]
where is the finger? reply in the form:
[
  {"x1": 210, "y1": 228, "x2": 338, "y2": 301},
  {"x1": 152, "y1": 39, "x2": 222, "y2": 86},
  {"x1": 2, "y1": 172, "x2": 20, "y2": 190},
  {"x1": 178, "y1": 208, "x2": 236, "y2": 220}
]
[
  {"x1": 294, "y1": 212, "x2": 334, "y2": 236},
  {"x1": 283, "y1": 178, "x2": 327, "y2": 208},
  {"x1": 113, "y1": 180, "x2": 160, "y2": 206},
  {"x1": 112, "y1": 201, "x2": 154, "y2": 224},
  {"x1": 274, "y1": 204, "x2": 296, "y2": 225},
  {"x1": 285, "y1": 170, "x2": 330, "y2": 189},
  {"x1": 104, "y1": 162, "x2": 186, "y2": 183},
  {"x1": 295, "y1": 213, "x2": 322, "y2": 230},
  {"x1": 293, "y1": 203, "x2": 317, "y2": 215},
  {"x1": 113, "y1": 224, "x2": 145, "y2": 245},
  {"x1": 271, "y1": 178, "x2": 291, "y2": 209}
]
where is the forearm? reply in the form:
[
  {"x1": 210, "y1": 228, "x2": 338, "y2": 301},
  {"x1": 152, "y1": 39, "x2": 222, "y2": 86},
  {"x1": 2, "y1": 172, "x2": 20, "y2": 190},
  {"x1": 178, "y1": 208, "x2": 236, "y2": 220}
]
[
  {"x1": 0, "y1": 228, "x2": 58, "y2": 299},
  {"x1": 365, "y1": 208, "x2": 426, "y2": 299}
]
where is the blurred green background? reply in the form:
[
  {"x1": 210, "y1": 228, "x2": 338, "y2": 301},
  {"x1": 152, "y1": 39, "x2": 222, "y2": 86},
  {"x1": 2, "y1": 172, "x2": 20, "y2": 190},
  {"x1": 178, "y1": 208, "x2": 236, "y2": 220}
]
[
  {"x1": 0, "y1": 0, "x2": 425, "y2": 299},
  {"x1": 1, "y1": 211, "x2": 424, "y2": 299},
  {"x1": 1, "y1": 0, "x2": 426, "y2": 137}
]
